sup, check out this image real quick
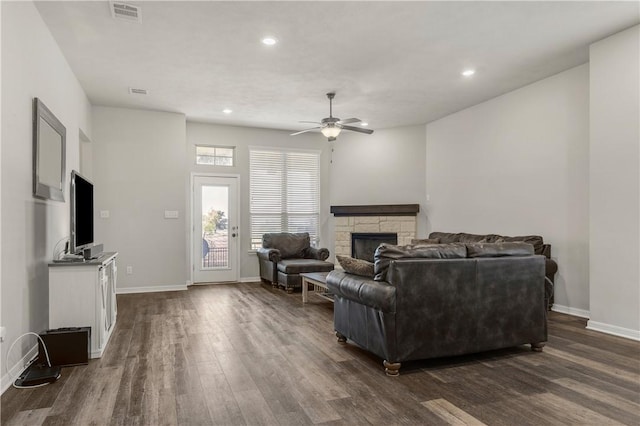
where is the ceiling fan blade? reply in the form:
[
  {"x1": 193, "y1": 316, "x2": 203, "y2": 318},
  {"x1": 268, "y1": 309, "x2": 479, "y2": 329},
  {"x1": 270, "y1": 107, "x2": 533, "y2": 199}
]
[
  {"x1": 290, "y1": 127, "x2": 321, "y2": 136},
  {"x1": 299, "y1": 121, "x2": 322, "y2": 124},
  {"x1": 337, "y1": 118, "x2": 361, "y2": 125},
  {"x1": 340, "y1": 125, "x2": 374, "y2": 135}
]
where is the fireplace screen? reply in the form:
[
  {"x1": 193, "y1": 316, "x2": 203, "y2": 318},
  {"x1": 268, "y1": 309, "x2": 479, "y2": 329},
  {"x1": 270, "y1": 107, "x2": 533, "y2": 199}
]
[{"x1": 351, "y1": 233, "x2": 398, "y2": 263}]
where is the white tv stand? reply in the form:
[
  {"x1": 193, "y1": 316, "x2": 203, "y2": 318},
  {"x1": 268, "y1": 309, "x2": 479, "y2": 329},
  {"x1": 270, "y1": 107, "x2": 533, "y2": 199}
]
[{"x1": 48, "y1": 252, "x2": 118, "y2": 358}]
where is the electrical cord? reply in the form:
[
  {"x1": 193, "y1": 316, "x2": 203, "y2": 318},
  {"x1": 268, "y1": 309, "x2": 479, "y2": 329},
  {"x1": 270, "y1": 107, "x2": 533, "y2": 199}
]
[
  {"x1": 5, "y1": 332, "x2": 54, "y2": 389},
  {"x1": 52, "y1": 236, "x2": 70, "y2": 260}
]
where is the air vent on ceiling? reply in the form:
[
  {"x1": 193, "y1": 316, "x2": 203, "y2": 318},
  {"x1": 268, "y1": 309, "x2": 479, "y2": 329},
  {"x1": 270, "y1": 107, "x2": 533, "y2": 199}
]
[
  {"x1": 110, "y1": 2, "x2": 142, "y2": 23},
  {"x1": 128, "y1": 88, "x2": 148, "y2": 95}
]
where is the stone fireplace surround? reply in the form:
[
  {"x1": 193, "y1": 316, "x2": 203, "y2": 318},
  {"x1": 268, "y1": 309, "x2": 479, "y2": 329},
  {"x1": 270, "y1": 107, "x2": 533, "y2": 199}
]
[{"x1": 331, "y1": 204, "x2": 419, "y2": 259}]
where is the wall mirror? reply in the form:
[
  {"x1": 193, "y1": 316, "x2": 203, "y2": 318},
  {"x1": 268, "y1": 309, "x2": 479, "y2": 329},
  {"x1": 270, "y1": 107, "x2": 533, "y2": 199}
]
[{"x1": 33, "y1": 98, "x2": 66, "y2": 201}]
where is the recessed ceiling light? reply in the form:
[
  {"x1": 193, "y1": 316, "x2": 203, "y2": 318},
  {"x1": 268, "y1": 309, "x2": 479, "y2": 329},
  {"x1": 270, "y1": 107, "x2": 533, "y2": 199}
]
[
  {"x1": 462, "y1": 69, "x2": 476, "y2": 77},
  {"x1": 223, "y1": 109, "x2": 232, "y2": 114},
  {"x1": 261, "y1": 37, "x2": 277, "y2": 46},
  {"x1": 360, "y1": 122, "x2": 369, "y2": 126}
]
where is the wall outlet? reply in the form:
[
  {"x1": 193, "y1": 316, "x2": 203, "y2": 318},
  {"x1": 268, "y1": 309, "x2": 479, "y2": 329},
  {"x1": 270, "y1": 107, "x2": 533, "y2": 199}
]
[
  {"x1": 0, "y1": 326, "x2": 6, "y2": 343},
  {"x1": 126, "y1": 266, "x2": 133, "y2": 275},
  {"x1": 100, "y1": 210, "x2": 110, "y2": 219}
]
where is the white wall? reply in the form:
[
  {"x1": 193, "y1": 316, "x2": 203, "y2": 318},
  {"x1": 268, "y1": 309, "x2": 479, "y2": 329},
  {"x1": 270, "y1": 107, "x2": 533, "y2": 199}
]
[
  {"x1": 1, "y1": 1, "x2": 92, "y2": 391},
  {"x1": 426, "y1": 64, "x2": 590, "y2": 314},
  {"x1": 588, "y1": 25, "x2": 640, "y2": 339},
  {"x1": 186, "y1": 122, "x2": 331, "y2": 280},
  {"x1": 329, "y1": 125, "x2": 428, "y2": 240},
  {"x1": 92, "y1": 107, "x2": 187, "y2": 293}
]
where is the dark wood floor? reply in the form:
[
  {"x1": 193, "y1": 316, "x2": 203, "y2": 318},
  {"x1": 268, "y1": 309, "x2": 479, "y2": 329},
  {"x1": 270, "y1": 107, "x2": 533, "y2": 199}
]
[{"x1": 2, "y1": 283, "x2": 639, "y2": 425}]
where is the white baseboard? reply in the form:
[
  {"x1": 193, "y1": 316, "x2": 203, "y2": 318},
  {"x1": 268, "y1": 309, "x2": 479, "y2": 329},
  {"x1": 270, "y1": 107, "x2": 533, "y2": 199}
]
[
  {"x1": 1, "y1": 344, "x2": 38, "y2": 395},
  {"x1": 240, "y1": 276, "x2": 260, "y2": 283},
  {"x1": 552, "y1": 305, "x2": 640, "y2": 341},
  {"x1": 116, "y1": 284, "x2": 188, "y2": 294},
  {"x1": 586, "y1": 320, "x2": 640, "y2": 341},
  {"x1": 551, "y1": 304, "x2": 590, "y2": 318}
]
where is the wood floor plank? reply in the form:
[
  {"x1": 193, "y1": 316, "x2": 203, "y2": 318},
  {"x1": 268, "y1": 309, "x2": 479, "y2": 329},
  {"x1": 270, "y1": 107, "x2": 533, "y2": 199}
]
[
  {"x1": 199, "y1": 372, "x2": 246, "y2": 426},
  {"x1": 5, "y1": 407, "x2": 50, "y2": 426},
  {"x1": 175, "y1": 392, "x2": 213, "y2": 426},
  {"x1": 421, "y1": 398, "x2": 488, "y2": 426},
  {"x1": 233, "y1": 388, "x2": 280, "y2": 426},
  {"x1": 236, "y1": 352, "x2": 309, "y2": 419},
  {"x1": 529, "y1": 392, "x2": 625, "y2": 425},
  {"x1": 280, "y1": 341, "x2": 351, "y2": 401},
  {"x1": 71, "y1": 365, "x2": 123, "y2": 425},
  {"x1": 551, "y1": 377, "x2": 640, "y2": 424},
  {"x1": 544, "y1": 346, "x2": 640, "y2": 384},
  {"x1": 2, "y1": 283, "x2": 639, "y2": 426},
  {"x1": 264, "y1": 352, "x2": 343, "y2": 424}
]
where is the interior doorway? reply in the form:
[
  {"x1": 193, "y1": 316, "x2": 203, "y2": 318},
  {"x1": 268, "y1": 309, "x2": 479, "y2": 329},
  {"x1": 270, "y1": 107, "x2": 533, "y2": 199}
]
[{"x1": 192, "y1": 175, "x2": 239, "y2": 283}]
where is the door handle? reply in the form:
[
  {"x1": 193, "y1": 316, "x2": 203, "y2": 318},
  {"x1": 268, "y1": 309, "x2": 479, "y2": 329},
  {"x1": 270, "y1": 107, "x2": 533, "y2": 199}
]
[{"x1": 232, "y1": 233, "x2": 237, "y2": 237}]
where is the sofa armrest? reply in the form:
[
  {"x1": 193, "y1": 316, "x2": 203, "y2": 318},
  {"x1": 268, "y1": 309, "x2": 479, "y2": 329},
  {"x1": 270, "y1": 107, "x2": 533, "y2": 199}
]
[
  {"x1": 326, "y1": 271, "x2": 396, "y2": 313},
  {"x1": 257, "y1": 247, "x2": 281, "y2": 263},
  {"x1": 305, "y1": 246, "x2": 330, "y2": 261},
  {"x1": 545, "y1": 258, "x2": 558, "y2": 279}
]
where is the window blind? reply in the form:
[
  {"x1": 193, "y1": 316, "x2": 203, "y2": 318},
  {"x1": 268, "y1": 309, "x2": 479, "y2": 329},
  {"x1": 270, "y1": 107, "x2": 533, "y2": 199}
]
[{"x1": 250, "y1": 148, "x2": 320, "y2": 250}]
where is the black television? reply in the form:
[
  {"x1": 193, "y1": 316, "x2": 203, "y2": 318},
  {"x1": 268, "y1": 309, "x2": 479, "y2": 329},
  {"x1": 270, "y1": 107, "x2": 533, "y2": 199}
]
[{"x1": 70, "y1": 171, "x2": 94, "y2": 255}]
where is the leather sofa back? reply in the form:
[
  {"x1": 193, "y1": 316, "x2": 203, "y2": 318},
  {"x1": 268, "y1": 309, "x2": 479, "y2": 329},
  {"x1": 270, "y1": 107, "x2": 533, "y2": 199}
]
[
  {"x1": 328, "y1": 252, "x2": 547, "y2": 363},
  {"x1": 385, "y1": 255, "x2": 546, "y2": 361}
]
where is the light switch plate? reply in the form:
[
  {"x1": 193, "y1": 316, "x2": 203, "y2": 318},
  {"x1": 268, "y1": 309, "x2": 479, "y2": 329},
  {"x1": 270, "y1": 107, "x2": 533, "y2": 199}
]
[
  {"x1": 100, "y1": 210, "x2": 110, "y2": 218},
  {"x1": 164, "y1": 210, "x2": 179, "y2": 219}
]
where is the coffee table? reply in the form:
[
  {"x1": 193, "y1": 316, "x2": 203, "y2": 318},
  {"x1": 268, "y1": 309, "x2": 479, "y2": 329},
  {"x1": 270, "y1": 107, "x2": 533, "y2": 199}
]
[{"x1": 300, "y1": 271, "x2": 332, "y2": 303}]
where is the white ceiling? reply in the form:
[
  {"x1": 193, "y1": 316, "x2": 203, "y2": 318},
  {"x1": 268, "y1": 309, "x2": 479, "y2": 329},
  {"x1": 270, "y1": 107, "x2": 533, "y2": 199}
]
[{"x1": 35, "y1": 1, "x2": 639, "y2": 132}]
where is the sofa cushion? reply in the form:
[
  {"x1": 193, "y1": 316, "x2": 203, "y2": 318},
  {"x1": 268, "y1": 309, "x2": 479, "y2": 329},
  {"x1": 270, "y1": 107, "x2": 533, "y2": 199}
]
[
  {"x1": 410, "y1": 238, "x2": 440, "y2": 244},
  {"x1": 277, "y1": 258, "x2": 334, "y2": 274},
  {"x1": 429, "y1": 232, "x2": 504, "y2": 244},
  {"x1": 429, "y1": 232, "x2": 545, "y2": 255},
  {"x1": 374, "y1": 243, "x2": 467, "y2": 281},
  {"x1": 263, "y1": 232, "x2": 310, "y2": 259},
  {"x1": 337, "y1": 255, "x2": 375, "y2": 278},
  {"x1": 466, "y1": 242, "x2": 534, "y2": 258},
  {"x1": 501, "y1": 236, "x2": 544, "y2": 255}
]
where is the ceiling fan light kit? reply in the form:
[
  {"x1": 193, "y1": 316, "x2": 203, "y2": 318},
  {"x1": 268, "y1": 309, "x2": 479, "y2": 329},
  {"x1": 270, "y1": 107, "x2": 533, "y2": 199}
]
[
  {"x1": 320, "y1": 125, "x2": 341, "y2": 138},
  {"x1": 291, "y1": 92, "x2": 374, "y2": 141}
]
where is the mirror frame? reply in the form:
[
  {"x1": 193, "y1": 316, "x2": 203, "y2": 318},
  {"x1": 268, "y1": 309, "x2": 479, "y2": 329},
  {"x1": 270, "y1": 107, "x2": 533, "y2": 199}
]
[{"x1": 33, "y1": 98, "x2": 66, "y2": 201}]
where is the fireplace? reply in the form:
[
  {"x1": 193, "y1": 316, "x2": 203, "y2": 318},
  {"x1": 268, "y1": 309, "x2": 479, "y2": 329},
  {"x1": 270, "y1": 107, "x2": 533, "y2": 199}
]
[
  {"x1": 351, "y1": 233, "x2": 397, "y2": 262},
  {"x1": 331, "y1": 204, "x2": 419, "y2": 260}
]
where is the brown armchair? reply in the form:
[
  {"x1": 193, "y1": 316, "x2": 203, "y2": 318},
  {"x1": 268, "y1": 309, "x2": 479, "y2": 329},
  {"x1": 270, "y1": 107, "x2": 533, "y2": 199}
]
[{"x1": 257, "y1": 232, "x2": 334, "y2": 293}]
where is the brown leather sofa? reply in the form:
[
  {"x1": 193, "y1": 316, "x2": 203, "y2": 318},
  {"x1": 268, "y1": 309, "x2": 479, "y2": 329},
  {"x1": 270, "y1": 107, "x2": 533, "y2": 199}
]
[
  {"x1": 257, "y1": 232, "x2": 334, "y2": 293},
  {"x1": 428, "y1": 232, "x2": 558, "y2": 309},
  {"x1": 326, "y1": 242, "x2": 547, "y2": 376}
]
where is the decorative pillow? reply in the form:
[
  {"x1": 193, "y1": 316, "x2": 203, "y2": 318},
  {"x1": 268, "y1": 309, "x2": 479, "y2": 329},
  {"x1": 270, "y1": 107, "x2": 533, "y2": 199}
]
[
  {"x1": 410, "y1": 238, "x2": 440, "y2": 245},
  {"x1": 336, "y1": 255, "x2": 375, "y2": 278},
  {"x1": 374, "y1": 243, "x2": 467, "y2": 281}
]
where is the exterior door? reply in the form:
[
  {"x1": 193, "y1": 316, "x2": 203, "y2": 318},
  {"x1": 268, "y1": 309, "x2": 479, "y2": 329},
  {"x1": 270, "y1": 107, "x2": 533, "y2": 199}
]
[{"x1": 193, "y1": 175, "x2": 239, "y2": 283}]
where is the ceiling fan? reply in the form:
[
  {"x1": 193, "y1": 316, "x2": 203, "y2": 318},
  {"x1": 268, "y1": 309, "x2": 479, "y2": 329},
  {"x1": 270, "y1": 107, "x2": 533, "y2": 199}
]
[{"x1": 290, "y1": 93, "x2": 374, "y2": 141}]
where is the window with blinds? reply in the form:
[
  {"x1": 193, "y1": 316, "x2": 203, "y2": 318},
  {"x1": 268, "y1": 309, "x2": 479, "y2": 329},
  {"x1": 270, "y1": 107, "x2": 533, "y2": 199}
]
[{"x1": 249, "y1": 148, "x2": 320, "y2": 250}]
